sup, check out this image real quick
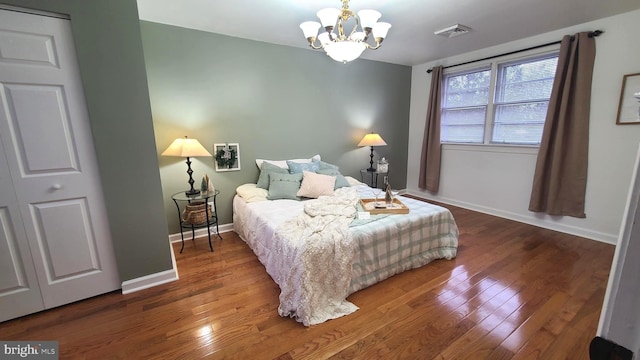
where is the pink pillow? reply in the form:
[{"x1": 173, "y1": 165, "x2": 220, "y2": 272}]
[{"x1": 296, "y1": 171, "x2": 336, "y2": 198}]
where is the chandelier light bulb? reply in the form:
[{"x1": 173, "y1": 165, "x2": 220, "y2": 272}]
[
  {"x1": 300, "y1": 21, "x2": 321, "y2": 39},
  {"x1": 372, "y1": 22, "x2": 392, "y2": 39},
  {"x1": 317, "y1": 8, "x2": 341, "y2": 28},
  {"x1": 357, "y1": 9, "x2": 381, "y2": 29}
]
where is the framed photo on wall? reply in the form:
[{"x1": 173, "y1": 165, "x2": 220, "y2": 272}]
[
  {"x1": 616, "y1": 73, "x2": 640, "y2": 125},
  {"x1": 213, "y1": 143, "x2": 241, "y2": 172}
]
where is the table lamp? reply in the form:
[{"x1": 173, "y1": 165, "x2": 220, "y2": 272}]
[
  {"x1": 162, "y1": 136, "x2": 212, "y2": 195},
  {"x1": 358, "y1": 133, "x2": 387, "y2": 172}
]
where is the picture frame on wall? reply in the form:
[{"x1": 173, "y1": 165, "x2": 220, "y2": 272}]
[
  {"x1": 616, "y1": 73, "x2": 640, "y2": 125},
  {"x1": 213, "y1": 143, "x2": 241, "y2": 172}
]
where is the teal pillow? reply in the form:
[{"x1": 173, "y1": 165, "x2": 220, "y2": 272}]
[
  {"x1": 318, "y1": 161, "x2": 339, "y2": 170},
  {"x1": 256, "y1": 162, "x2": 288, "y2": 189},
  {"x1": 316, "y1": 168, "x2": 350, "y2": 189},
  {"x1": 268, "y1": 172, "x2": 303, "y2": 200},
  {"x1": 287, "y1": 160, "x2": 320, "y2": 174}
]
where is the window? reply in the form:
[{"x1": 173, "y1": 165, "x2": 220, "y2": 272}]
[
  {"x1": 441, "y1": 53, "x2": 558, "y2": 145},
  {"x1": 441, "y1": 68, "x2": 491, "y2": 143}
]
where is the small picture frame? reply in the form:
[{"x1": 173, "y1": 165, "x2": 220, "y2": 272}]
[
  {"x1": 213, "y1": 143, "x2": 241, "y2": 172},
  {"x1": 616, "y1": 73, "x2": 640, "y2": 125}
]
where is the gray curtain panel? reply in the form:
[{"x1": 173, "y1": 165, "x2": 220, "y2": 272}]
[
  {"x1": 529, "y1": 32, "x2": 596, "y2": 218},
  {"x1": 418, "y1": 66, "x2": 443, "y2": 192}
]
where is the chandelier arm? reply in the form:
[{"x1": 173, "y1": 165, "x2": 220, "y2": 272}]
[
  {"x1": 349, "y1": 16, "x2": 360, "y2": 40},
  {"x1": 362, "y1": 26, "x2": 372, "y2": 43},
  {"x1": 325, "y1": 26, "x2": 335, "y2": 41},
  {"x1": 306, "y1": 38, "x2": 324, "y2": 50},
  {"x1": 337, "y1": 19, "x2": 345, "y2": 40},
  {"x1": 364, "y1": 39, "x2": 383, "y2": 50},
  {"x1": 303, "y1": 34, "x2": 325, "y2": 49}
]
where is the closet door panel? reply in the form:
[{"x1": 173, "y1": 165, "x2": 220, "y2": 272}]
[
  {"x1": 3, "y1": 84, "x2": 78, "y2": 174},
  {"x1": 0, "y1": 140, "x2": 44, "y2": 322}
]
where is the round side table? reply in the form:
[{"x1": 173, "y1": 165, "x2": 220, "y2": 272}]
[{"x1": 171, "y1": 190, "x2": 221, "y2": 253}]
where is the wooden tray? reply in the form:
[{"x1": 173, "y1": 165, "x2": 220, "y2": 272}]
[{"x1": 360, "y1": 198, "x2": 409, "y2": 214}]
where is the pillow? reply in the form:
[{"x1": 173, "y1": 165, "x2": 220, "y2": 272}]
[
  {"x1": 236, "y1": 183, "x2": 268, "y2": 202},
  {"x1": 267, "y1": 172, "x2": 303, "y2": 200},
  {"x1": 345, "y1": 176, "x2": 365, "y2": 187},
  {"x1": 317, "y1": 161, "x2": 339, "y2": 170},
  {"x1": 287, "y1": 160, "x2": 320, "y2": 174},
  {"x1": 316, "y1": 168, "x2": 350, "y2": 189},
  {"x1": 256, "y1": 162, "x2": 289, "y2": 189},
  {"x1": 297, "y1": 171, "x2": 336, "y2": 198},
  {"x1": 255, "y1": 154, "x2": 321, "y2": 170}
]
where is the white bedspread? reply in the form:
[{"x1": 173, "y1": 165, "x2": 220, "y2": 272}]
[
  {"x1": 233, "y1": 184, "x2": 459, "y2": 326},
  {"x1": 274, "y1": 187, "x2": 360, "y2": 325}
]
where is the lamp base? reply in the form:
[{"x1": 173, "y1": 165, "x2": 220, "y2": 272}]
[
  {"x1": 367, "y1": 146, "x2": 376, "y2": 173},
  {"x1": 184, "y1": 157, "x2": 200, "y2": 196}
]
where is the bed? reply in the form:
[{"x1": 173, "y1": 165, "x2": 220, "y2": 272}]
[{"x1": 233, "y1": 156, "x2": 459, "y2": 326}]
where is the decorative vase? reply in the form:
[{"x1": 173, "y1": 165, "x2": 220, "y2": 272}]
[{"x1": 201, "y1": 174, "x2": 209, "y2": 192}]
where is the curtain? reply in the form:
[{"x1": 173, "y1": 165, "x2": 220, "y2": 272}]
[
  {"x1": 418, "y1": 66, "x2": 443, "y2": 192},
  {"x1": 528, "y1": 32, "x2": 596, "y2": 218}
]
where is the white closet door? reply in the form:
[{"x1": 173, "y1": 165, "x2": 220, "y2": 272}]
[
  {"x1": 0, "y1": 8, "x2": 120, "y2": 320},
  {"x1": 0, "y1": 137, "x2": 45, "y2": 321}
]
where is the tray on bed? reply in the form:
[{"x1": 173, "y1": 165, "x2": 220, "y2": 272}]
[{"x1": 360, "y1": 198, "x2": 410, "y2": 214}]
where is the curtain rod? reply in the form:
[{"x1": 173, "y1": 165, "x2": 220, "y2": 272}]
[{"x1": 426, "y1": 30, "x2": 603, "y2": 74}]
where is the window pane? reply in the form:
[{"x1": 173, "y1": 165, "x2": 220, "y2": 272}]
[
  {"x1": 441, "y1": 107, "x2": 486, "y2": 143},
  {"x1": 496, "y1": 57, "x2": 557, "y2": 103},
  {"x1": 492, "y1": 102, "x2": 548, "y2": 144},
  {"x1": 438, "y1": 52, "x2": 557, "y2": 147},
  {"x1": 444, "y1": 69, "x2": 491, "y2": 107}
]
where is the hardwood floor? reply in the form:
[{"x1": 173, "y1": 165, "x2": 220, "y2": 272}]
[{"x1": 0, "y1": 201, "x2": 614, "y2": 359}]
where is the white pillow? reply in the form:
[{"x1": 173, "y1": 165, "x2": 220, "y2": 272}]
[
  {"x1": 255, "y1": 154, "x2": 321, "y2": 169},
  {"x1": 236, "y1": 183, "x2": 268, "y2": 202},
  {"x1": 296, "y1": 171, "x2": 335, "y2": 198},
  {"x1": 345, "y1": 176, "x2": 366, "y2": 187}
]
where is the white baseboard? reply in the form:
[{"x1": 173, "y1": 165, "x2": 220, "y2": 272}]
[
  {"x1": 405, "y1": 190, "x2": 617, "y2": 245},
  {"x1": 121, "y1": 224, "x2": 236, "y2": 294},
  {"x1": 121, "y1": 268, "x2": 178, "y2": 295},
  {"x1": 169, "y1": 222, "x2": 234, "y2": 243},
  {"x1": 121, "y1": 237, "x2": 180, "y2": 294}
]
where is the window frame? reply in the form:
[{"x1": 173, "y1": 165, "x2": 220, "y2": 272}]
[{"x1": 440, "y1": 47, "x2": 560, "y2": 148}]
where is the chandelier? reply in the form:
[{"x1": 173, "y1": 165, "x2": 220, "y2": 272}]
[{"x1": 299, "y1": 0, "x2": 391, "y2": 63}]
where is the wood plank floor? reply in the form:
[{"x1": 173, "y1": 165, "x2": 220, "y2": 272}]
[{"x1": 0, "y1": 201, "x2": 614, "y2": 359}]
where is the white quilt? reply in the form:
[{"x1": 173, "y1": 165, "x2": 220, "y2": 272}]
[
  {"x1": 233, "y1": 184, "x2": 459, "y2": 327},
  {"x1": 274, "y1": 187, "x2": 360, "y2": 326}
]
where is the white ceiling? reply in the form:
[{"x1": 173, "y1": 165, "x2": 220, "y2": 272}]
[{"x1": 136, "y1": 0, "x2": 640, "y2": 66}]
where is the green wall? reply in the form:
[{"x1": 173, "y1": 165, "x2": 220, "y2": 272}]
[
  {"x1": 140, "y1": 21, "x2": 412, "y2": 233},
  {"x1": 1, "y1": 0, "x2": 173, "y2": 281}
]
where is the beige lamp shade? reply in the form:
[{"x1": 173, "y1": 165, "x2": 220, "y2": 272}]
[
  {"x1": 162, "y1": 136, "x2": 211, "y2": 195},
  {"x1": 161, "y1": 136, "x2": 212, "y2": 157},
  {"x1": 358, "y1": 133, "x2": 387, "y2": 147}
]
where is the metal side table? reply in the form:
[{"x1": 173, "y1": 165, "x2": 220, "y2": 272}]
[{"x1": 171, "y1": 190, "x2": 221, "y2": 253}]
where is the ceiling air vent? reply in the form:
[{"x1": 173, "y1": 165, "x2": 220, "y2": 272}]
[{"x1": 434, "y1": 24, "x2": 472, "y2": 38}]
